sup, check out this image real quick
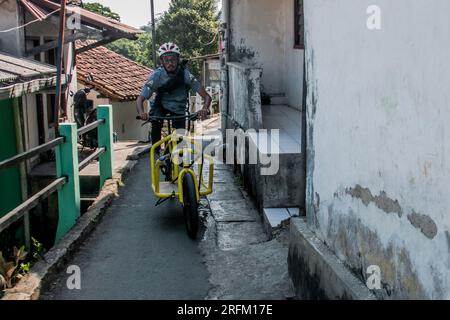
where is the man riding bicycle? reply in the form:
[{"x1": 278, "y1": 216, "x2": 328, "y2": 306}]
[{"x1": 136, "y1": 42, "x2": 211, "y2": 150}]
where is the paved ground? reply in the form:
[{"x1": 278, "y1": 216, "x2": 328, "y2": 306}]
[
  {"x1": 200, "y1": 163, "x2": 294, "y2": 300},
  {"x1": 41, "y1": 156, "x2": 210, "y2": 300},
  {"x1": 195, "y1": 114, "x2": 221, "y2": 136},
  {"x1": 41, "y1": 153, "x2": 293, "y2": 300},
  {"x1": 79, "y1": 140, "x2": 150, "y2": 176}
]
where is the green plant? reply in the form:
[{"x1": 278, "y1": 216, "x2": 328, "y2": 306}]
[
  {"x1": 30, "y1": 237, "x2": 45, "y2": 260},
  {"x1": 0, "y1": 246, "x2": 27, "y2": 290},
  {"x1": 19, "y1": 237, "x2": 45, "y2": 275}
]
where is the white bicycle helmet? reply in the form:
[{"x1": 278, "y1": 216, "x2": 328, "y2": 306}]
[{"x1": 158, "y1": 42, "x2": 181, "y2": 57}]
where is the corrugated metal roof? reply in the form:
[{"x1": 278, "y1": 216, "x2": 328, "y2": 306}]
[
  {"x1": 0, "y1": 51, "x2": 56, "y2": 84},
  {"x1": 0, "y1": 71, "x2": 17, "y2": 83},
  {"x1": 0, "y1": 75, "x2": 66, "y2": 100}
]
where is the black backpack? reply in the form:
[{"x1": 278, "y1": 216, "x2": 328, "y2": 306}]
[{"x1": 153, "y1": 60, "x2": 191, "y2": 110}]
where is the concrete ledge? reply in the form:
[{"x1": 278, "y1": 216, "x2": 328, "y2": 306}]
[
  {"x1": 288, "y1": 217, "x2": 377, "y2": 300},
  {"x1": 126, "y1": 145, "x2": 151, "y2": 161},
  {"x1": 1, "y1": 156, "x2": 141, "y2": 300},
  {"x1": 244, "y1": 152, "x2": 305, "y2": 209}
]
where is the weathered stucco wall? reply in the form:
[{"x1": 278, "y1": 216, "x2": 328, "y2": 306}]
[
  {"x1": 0, "y1": 0, "x2": 24, "y2": 56},
  {"x1": 24, "y1": 11, "x2": 59, "y2": 39},
  {"x1": 227, "y1": 62, "x2": 262, "y2": 130},
  {"x1": 304, "y1": 0, "x2": 450, "y2": 299}
]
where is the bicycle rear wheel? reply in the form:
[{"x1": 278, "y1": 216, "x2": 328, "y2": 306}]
[{"x1": 182, "y1": 173, "x2": 199, "y2": 239}]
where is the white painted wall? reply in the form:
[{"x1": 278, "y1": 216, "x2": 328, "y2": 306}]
[
  {"x1": 77, "y1": 84, "x2": 149, "y2": 141},
  {"x1": 229, "y1": 0, "x2": 285, "y2": 96},
  {"x1": 305, "y1": 0, "x2": 450, "y2": 299},
  {"x1": 228, "y1": 0, "x2": 303, "y2": 110},
  {"x1": 112, "y1": 101, "x2": 150, "y2": 142},
  {"x1": 282, "y1": 0, "x2": 303, "y2": 110}
]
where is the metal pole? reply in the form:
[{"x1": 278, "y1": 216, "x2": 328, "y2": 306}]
[
  {"x1": 54, "y1": 0, "x2": 67, "y2": 135},
  {"x1": 150, "y1": 0, "x2": 157, "y2": 68}
]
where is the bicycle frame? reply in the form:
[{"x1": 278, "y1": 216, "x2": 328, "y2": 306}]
[{"x1": 150, "y1": 130, "x2": 214, "y2": 204}]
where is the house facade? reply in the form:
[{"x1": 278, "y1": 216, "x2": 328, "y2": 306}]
[
  {"x1": 222, "y1": 0, "x2": 450, "y2": 299},
  {"x1": 292, "y1": 0, "x2": 450, "y2": 299},
  {"x1": 0, "y1": 52, "x2": 63, "y2": 247},
  {"x1": 1, "y1": 0, "x2": 142, "y2": 162},
  {"x1": 0, "y1": 0, "x2": 142, "y2": 247},
  {"x1": 220, "y1": 0, "x2": 305, "y2": 211}
]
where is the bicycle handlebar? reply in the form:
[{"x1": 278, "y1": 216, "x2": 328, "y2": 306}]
[{"x1": 136, "y1": 112, "x2": 199, "y2": 122}]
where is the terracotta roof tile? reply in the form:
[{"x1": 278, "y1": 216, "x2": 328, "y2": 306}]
[{"x1": 76, "y1": 43, "x2": 152, "y2": 101}]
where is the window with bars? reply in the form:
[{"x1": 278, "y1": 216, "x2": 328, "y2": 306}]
[{"x1": 294, "y1": 0, "x2": 305, "y2": 49}]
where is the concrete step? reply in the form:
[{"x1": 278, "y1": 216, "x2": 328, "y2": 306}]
[
  {"x1": 208, "y1": 184, "x2": 244, "y2": 201},
  {"x1": 262, "y1": 207, "x2": 300, "y2": 239},
  {"x1": 209, "y1": 199, "x2": 260, "y2": 223}
]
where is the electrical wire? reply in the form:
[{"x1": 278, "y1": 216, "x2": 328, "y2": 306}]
[
  {"x1": 183, "y1": 19, "x2": 219, "y2": 46},
  {"x1": 186, "y1": 19, "x2": 218, "y2": 35},
  {"x1": 0, "y1": 8, "x2": 60, "y2": 33},
  {"x1": 199, "y1": 31, "x2": 219, "y2": 46}
]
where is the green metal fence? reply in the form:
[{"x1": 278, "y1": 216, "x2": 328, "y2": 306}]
[{"x1": 0, "y1": 105, "x2": 114, "y2": 245}]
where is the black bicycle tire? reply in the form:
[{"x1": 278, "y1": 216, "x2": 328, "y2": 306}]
[
  {"x1": 161, "y1": 144, "x2": 173, "y2": 181},
  {"x1": 182, "y1": 173, "x2": 199, "y2": 239}
]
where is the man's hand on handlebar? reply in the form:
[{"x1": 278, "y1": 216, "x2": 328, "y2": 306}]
[
  {"x1": 198, "y1": 107, "x2": 209, "y2": 121},
  {"x1": 136, "y1": 112, "x2": 199, "y2": 122}
]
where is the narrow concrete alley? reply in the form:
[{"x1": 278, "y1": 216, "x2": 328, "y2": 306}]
[
  {"x1": 41, "y1": 156, "x2": 210, "y2": 299},
  {"x1": 40, "y1": 155, "x2": 293, "y2": 300}
]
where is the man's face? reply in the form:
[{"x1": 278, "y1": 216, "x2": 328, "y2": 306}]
[{"x1": 161, "y1": 54, "x2": 179, "y2": 73}]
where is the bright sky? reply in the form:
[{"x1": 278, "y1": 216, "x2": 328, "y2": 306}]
[
  {"x1": 84, "y1": 0, "x2": 221, "y2": 29},
  {"x1": 84, "y1": 0, "x2": 170, "y2": 28}
]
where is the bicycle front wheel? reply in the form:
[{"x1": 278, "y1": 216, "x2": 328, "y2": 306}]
[{"x1": 182, "y1": 173, "x2": 199, "y2": 239}]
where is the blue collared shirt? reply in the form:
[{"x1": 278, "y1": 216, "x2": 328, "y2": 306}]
[{"x1": 139, "y1": 66, "x2": 202, "y2": 113}]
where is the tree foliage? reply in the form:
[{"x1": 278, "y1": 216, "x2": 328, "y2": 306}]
[
  {"x1": 82, "y1": 2, "x2": 121, "y2": 21},
  {"x1": 156, "y1": 0, "x2": 219, "y2": 75},
  {"x1": 83, "y1": 0, "x2": 219, "y2": 76},
  {"x1": 81, "y1": 3, "x2": 151, "y2": 65},
  {"x1": 106, "y1": 32, "x2": 154, "y2": 68}
]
